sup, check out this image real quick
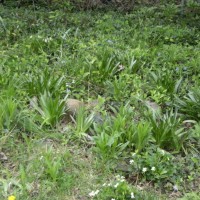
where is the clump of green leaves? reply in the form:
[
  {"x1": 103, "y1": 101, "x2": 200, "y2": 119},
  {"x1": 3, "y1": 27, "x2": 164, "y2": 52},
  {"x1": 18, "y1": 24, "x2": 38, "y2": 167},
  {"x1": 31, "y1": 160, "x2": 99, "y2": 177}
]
[
  {"x1": 25, "y1": 69, "x2": 65, "y2": 98},
  {"x1": 74, "y1": 106, "x2": 94, "y2": 139},
  {"x1": 148, "y1": 71, "x2": 182, "y2": 104},
  {"x1": 0, "y1": 97, "x2": 18, "y2": 131},
  {"x1": 129, "y1": 148, "x2": 177, "y2": 183},
  {"x1": 146, "y1": 109, "x2": 187, "y2": 152},
  {"x1": 93, "y1": 103, "x2": 152, "y2": 159},
  {"x1": 176, "y1": 87, "x2": 200, "y2": 121},
  {"x1": 31, "y1": 92, "x2": 67, "y2": 128}
]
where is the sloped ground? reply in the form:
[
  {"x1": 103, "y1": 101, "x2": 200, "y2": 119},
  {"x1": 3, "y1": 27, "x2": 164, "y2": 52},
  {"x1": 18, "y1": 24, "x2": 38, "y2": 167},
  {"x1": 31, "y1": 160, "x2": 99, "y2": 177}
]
[{"x1": 0, "y1": 2, "x2": 200, "y2": 199}]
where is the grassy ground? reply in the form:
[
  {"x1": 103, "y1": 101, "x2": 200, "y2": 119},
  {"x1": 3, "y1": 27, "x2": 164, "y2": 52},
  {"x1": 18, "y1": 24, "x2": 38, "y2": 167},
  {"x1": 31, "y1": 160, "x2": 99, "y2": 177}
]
[{"x1": 0, "y1": 1, "x2": 200, "y2": 200}]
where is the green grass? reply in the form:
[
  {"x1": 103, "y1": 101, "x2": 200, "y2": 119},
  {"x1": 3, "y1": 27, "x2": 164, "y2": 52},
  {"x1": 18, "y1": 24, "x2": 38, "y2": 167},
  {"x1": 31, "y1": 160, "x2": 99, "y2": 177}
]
[{"x1": 0, "y1": 1, "x2": 200, "y2": 199}]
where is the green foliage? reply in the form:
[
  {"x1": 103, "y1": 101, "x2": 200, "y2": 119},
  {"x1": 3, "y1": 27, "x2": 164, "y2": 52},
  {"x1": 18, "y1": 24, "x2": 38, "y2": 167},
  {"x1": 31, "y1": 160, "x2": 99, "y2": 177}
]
[
  {"x1": 176, "y1": 88, "x2": 200, "y2": 121},
  {"x1": 147, "y1": 110, "x2": 187, "y2": 151},
  {"x1": 93, "y1": 104, "x2": 151, "y2": 158},
  {"x1": 89, "y1": 175, "x2": 158, "y2": 200},
  {"x1": 42, "y1": 147, "x2": 63, "y2": 181},
  {"x1": 149, "y1": 70, "x2": 182, "y2": 102},
  {"x1": 74, "y1": 106, "x2": 95, "y2": 139},
  {"x1": 129, "y1": 148, "x2": 177, "y2": 183},
  {"x1": 191, "y1": 122, "x2": 200, "y2": 138},
  {"x1": 0, "y1": 97, "x2": 18, "y2": 131},
  {"x1": 178, "y1": 192, "x2": 200, "y2": 200},
  {"x1": 25, "y1": 69, "x2": 65, "y2": 98},
  {"x1": 0, "y1": 2, "x2": 200, "y2": 199},
  {"x1": 133, "y1": 121, "x2": 152, "y2": 153},
  {"x1": 93, "y1": 130, "x2": 129, "y2": 160},
  {"x1": 31, "y1": 92, "x2": 67, "y2": 127},
  {"x1": 90, "y1": 51, "x2": 119, "y2": 84}
]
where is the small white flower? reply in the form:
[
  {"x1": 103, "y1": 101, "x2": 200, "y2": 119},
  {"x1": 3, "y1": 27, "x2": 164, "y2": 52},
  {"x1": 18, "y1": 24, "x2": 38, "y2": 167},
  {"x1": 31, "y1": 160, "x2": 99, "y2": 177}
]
[
  {"x1": 151, "y1": 166, "x2": 156, "y2": 171},
  {"x1": 88, "y1": 190, "x2": 99, "y2": 197},
  {"x1": 173, "y1": 185, "x2": 178, "y2": 192},
  {"x1": 116, "y1": 175, "x2": 125, "y2": 182},
  {"x1": 142, "y1": 167, "x2": 147, "y2": 173},
  {"x1": 108, "y1": 183, "x2": 111, "y2": 186},
  {"x1": 131, "y1": 152, "x2": 136, "y2": 157},
  {"x1": 95, "y1": 190, "x2": 99, "y2": 195},
  {"x1": 120, "y1": 176, "x2": 125, "y2": 179},
  {"x1": 159, "y1": 149, "x2": 165, "y2": 155},
  {"x1": 102, "y1": 183, "x2": 106, "y2": 187},
  {"x1": 89, "y1": 191, "x2": 95, "y2": 197},
  {"x1": 111, "y1": 199, "x2": 115, "y2": 200},
  {"x1": 131, "y1": 192, "x2": 135, "y2": 199},
  {"x1": 114, "y1": 183, "x2": 119, "y2": 188},
  {"x1": 130, "y1": 159, "x2": 134, "y2": 164}
]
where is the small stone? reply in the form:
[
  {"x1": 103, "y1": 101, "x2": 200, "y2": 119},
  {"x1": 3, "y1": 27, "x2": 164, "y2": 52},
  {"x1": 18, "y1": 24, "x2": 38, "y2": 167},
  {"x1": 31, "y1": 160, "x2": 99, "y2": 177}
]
[
  {"x1": 145, "y1": 100, "x2": 161, "y2": 112},
  {"x1": 66, "y1": 98, "x2": 84, "y2": 114},
  {"x1": 0, "y1": 152, "x2": 8, "y2": 161}
]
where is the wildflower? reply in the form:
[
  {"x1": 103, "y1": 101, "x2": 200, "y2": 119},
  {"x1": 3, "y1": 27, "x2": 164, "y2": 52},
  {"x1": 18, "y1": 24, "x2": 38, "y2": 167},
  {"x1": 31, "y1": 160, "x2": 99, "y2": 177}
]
[
  {"x1": 114, "y1": 183, "x2": 119, "y2": 188},
  {"x1": 39, "y1": 156, "x2": 44, "y2": 160},
  {"x1": 158, "y1": 148, "x2": 165, "y2": 155},
  {"x1": 89, "y1": 191, "x2": 95, "y2": 197},
  {"x1": 108, "y1": 183, "x2": 111, "y2": 186},
  {"x1": 131, "y1": 192, "x2": 135, "y2": 199},
  {"x1": 8, "y1": 196, "x2": 16, "y2": 200},
  {"x1": 151, "y1": 166, "x2": 156, "y2": 171},
  {"x1": 131, "y1": 152, "x2": 136, "y2": 157},
  {"x1": 116, "y1": 175, "x2": 120, "y2": 179},
  {"x1": 120, "y1": 178, "x2": 125, "y2": 183},
  {"x1": 66, "y1": 83, "x2": 70, "y2": 87},
  {"x1": 142, "y1": 167, "x2": 147, "y2": 173},
  {"x1": 95, "y1": 190, "x2": 100, "y2": 195},
  {"x1": 161, "y1": 150, "x2": 165, "y2": 155},
  {"x1": 88, "y1": 190, "x2": 99, "y2": 197},
  {"x1": 111, "y1": 199, "x2": 115, "y2": 200},
  {"x1": 116, "y1": 175, "x2": 125, "y2": 182},
  {"x1": 102, "y1": 183, "x2": 106, "y2": 187},
  {"x1": 129, "y1": 159, "x2": 134, "y2": 164},
  {"x1": 173, "y1": 185, "x2": 178, "y2": 192}
]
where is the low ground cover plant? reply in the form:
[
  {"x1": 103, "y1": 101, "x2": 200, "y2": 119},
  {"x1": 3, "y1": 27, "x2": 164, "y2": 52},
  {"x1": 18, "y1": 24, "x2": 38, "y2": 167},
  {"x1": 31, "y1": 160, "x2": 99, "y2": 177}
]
[{"x1": 0, "y1": 1, "x2": 200, "y2": 199}]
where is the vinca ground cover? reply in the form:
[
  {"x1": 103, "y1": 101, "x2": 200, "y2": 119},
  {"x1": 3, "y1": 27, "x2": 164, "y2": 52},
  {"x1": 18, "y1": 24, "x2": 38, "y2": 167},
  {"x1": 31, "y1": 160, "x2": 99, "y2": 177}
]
[{"x1": 0, "y1": 1, "x2": 200, "y2": 199}]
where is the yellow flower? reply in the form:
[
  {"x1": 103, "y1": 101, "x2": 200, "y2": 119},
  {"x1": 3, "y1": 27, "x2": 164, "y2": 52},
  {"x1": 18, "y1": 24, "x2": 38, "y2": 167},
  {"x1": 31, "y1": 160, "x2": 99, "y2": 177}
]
[{"x1": 8, "y1": 195, "x2": 16, "y2": 200}]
